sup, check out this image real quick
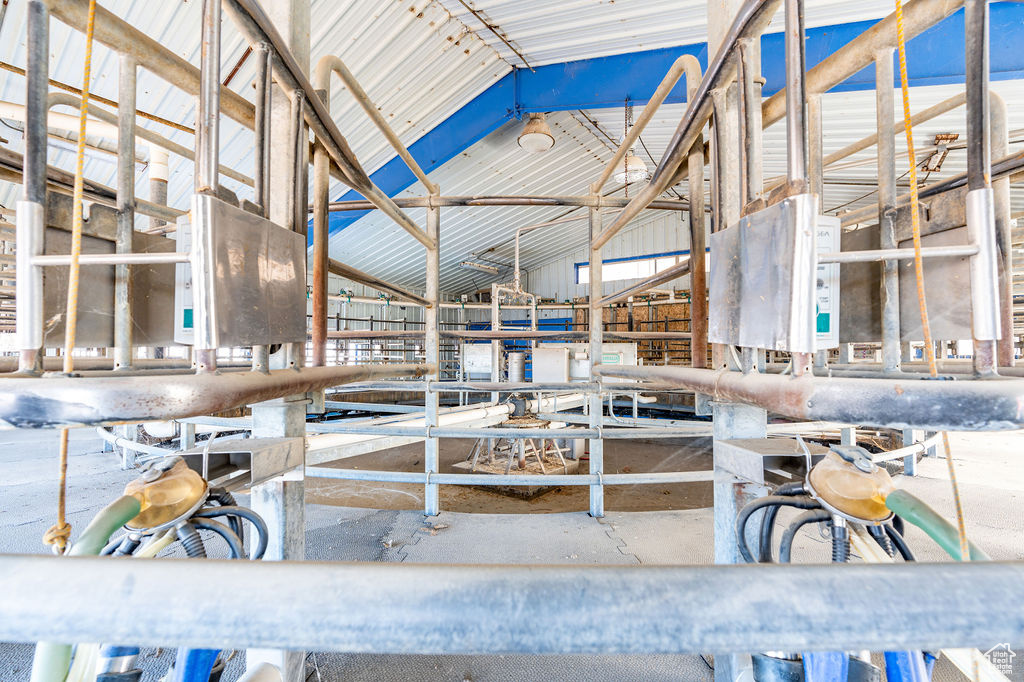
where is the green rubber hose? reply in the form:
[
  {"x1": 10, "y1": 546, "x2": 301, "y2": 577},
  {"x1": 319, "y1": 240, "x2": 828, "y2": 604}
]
[
  {"x1": 885, "y1": 489, "x2": 989, "y2": 562},
  {"x1": 30, "y1": 495, "x2": 142, "y2": 682}
]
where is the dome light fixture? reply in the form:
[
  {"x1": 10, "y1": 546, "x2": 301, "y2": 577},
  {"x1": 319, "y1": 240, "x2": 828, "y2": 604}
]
[
  {"x1": 614, "y1": 150, "x2": 649, "y2": 185},
  {"x1": 517, "y1": 113, "x2": 555, "y2": 153},
  {"x1": 613, "y1": 102, "x2": 650, "y2": 186}
]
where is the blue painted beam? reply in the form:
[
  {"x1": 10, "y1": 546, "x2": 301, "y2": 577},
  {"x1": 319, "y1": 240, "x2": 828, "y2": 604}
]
[{"x1": 325, "y1": 2, "x2": 1024, "y2": 237}]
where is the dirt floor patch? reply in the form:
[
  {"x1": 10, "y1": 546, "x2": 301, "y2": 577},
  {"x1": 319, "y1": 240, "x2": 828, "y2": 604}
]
[{"x1": 306, "y1": 437, "x2": 714, "y2": 513}]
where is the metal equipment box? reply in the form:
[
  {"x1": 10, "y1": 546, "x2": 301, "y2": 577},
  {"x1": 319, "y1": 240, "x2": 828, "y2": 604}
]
[
  {"x1": 186, "y1": 193, "x2": 307, "y2": 349},
  {"x1": 709, "y1": 193, "x2": 819, "y2": 353},
  {"x1": 532, "y1": 342, "x2": 637, "y2": 384}
]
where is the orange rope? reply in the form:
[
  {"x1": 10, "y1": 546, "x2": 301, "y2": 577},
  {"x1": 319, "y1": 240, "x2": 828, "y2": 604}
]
[
  {"x1": 43, "y1": 0, "x2": 98, "y2": 555},
  {"x1": 893, "y1": 0, "x2": 970, "y2": 565}
]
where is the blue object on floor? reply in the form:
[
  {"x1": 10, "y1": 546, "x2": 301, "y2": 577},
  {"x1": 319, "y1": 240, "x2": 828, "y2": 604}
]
[
  {"x1": 884, "y1": 651, "x2": 932, "y2": 682},
  {"x1": 170, "y1": 647, "x2": 220, "y2": 682},
  {"x1": 802, "y1": 651, "x2": 849, "y2": 681}
]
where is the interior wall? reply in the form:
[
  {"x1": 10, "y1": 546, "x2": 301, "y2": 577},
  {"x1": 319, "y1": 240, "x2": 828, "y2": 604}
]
[{"x1": 524, "y1": 211, "x2": 702, "y2": 314}]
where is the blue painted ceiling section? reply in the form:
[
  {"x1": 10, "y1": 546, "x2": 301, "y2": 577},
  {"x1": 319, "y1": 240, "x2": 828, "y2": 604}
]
[{"x1": 324, "y1": 2, "x2": 1024, "y2": 237}]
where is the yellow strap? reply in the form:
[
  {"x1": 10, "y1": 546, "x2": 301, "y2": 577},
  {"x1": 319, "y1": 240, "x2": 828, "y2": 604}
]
[
  {"x1": 894, "y1": 0, "x2": 971, "y2": 577},
  {"x1": 43, "y1": 0, "x2": 98, "y2": 555}
]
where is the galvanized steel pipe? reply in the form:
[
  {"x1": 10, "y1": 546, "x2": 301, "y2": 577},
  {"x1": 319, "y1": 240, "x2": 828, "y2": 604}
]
[
  {"x1": 592, "y1": 0, "x2": 783, "y2": 250},
  {"x1": 2, "y1": 556, "x2": 1023, "y2": 654},
  {"x1": 0, "y1": 363, "x2": 432, "y2": 429},
  {"x1": 594, "y1": 364, "x2": 1024, "y2": 431}
]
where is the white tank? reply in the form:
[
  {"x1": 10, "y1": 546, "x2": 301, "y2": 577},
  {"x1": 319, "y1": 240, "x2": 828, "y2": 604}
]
[{"x1": 506, "y1": 351, "x2": 526, "y2": 383}]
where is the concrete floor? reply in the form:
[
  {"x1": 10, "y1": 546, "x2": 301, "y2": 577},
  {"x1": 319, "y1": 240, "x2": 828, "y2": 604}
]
[{"x1": 2, "y1": 428, "x2": 1024, "y2": 680}]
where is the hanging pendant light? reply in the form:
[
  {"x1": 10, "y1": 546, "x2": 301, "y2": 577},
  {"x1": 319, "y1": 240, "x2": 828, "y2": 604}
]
[
  {"x1": 517, "y1": 112, "x2": 555, "y2": 153},
  {"x1": 613, "y1": 102, "x2": 649, "y2": 185},
  {"x1": 614, "y1": 150, "x2": 649, "y2": 184}
]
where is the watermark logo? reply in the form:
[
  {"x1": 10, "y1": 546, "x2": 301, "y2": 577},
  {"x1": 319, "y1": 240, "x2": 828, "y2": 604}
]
[{"x1": 984, "y1": 643, "x2": 1016, "y2": 676}]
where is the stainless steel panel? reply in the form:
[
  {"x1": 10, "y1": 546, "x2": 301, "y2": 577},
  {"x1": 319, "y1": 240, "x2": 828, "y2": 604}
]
[
  {"x1": 708, "y1": 222, "x2": 741, "y2": 349},
  {"x1": 838, "y1": 224, "x2": 882, "y2": 344},
  {"x1": 191, "y1": 193, "x2": 307, "y2": 349},
  {"x1": 40, "y1": 196, "x2": 177, "y2": 348},
  {"x1": 715, "y1": 437, "x2": 829, "y2": 484},
  {"x1": 180, "y1": 437, "x2": 304, "y2": 489},
  {"x1": 709, "y1": 193, "x2": 818, "y2": 352},
  {"x1": 898, "y1": 225, "x2": 972, "y2": 342}
]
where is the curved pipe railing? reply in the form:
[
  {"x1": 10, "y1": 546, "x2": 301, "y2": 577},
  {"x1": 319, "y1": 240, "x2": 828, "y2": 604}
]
[
  {"x1": 314, "y1": 55, "x2": 437, "y2": 195},
  {"x1": 0, "y1": 363, "x2": 431, "y2": 429},
  {"x1": 592, "y1": 0, "x2": 783, "y2": 250},
  {"x1": 590, "y1": 54, "x2": 703, "y2": 195}
]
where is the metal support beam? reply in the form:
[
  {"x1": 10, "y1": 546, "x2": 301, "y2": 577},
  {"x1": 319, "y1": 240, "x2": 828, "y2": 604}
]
[
  {"x1": 588, "y1": 203, "x2": 604, "y2": 518},
  {"x1": 424, "y1": 199, "x2": 440, "y2": 516},
  {"x1": 113, "y1": 55, "x2": 135, "y2": 371},
  {"x1": 876, "y1": 49, "x2": 901, "y2": 374},
  {"x1": 18, "y1": 1, "x2": 49, "y2": 374},
  {"x1": 327, "y1": 259, "x2": 431, "y2": 308}
]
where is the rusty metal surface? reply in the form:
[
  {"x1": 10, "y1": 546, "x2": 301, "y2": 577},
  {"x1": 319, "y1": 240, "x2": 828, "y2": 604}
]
[
  {"x1": 838, "y1": 224, "x2": 882, "y2": 344},
  {"x1": 39, "y1": 194, "x2": 177, "y2": 348},
  {"x1": 593, "y1": 364, "x2": 1024, "y2": 431},
  {"x1": 0, "y1": 363, "x2": 432, "y2": 429},
  {"x1": 897, "y1": 225, "x2": 973, "y2": 343}
]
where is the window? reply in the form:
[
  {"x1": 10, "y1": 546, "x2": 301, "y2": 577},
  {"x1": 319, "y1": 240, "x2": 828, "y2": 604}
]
[{"x1": 576, "y1": 250, "x2": 706, "y2": 284}]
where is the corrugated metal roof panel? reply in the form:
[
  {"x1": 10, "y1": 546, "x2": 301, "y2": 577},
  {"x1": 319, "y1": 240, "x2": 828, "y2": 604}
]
[
  {"x1": 582, "y1": 79, "x2": 1024, "y2": 223},
  {"x1": 0, "y1": 0, "x2": 507, "y2": 215},
  {"x1": 436, "y1": 0, "x2": 899, "y2": 67},
  {"x1": 328, "y1": 108, "x2": 674, "y2": 294}
]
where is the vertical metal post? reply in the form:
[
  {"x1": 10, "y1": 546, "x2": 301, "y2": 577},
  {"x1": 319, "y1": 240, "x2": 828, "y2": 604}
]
[
  {"x1": 588, "y1": 203, "x2": 604, "y2": 518},
  {"x1": 688, "y1": 81, "x2": 707, "y2": 379},
  {"x1": 902, "y1": 427, "x2": 918, "y2": 476},
  {"x1": 424, "y1": 198, "x2": 440, "y2": 516},
  {"x1": 711, "y1": 90, "x2": 740, "y2": 230},
  {"x1": 738, "y1": 37, "x2": 764, "y2": 376},
  {"x1": 311, "y1": 74, "x2": 329, "y2": 368},
  {"x1": 114, "y1": 55, "x2": 136, "y2": 372},
  {"x1": 290, "y1": 94, "x2": 308, "y2": 241},
  {"x1": 196, "y1": 0, "x2": 221, "y2": 194},
  {"x1": 737, "y1": 38, "x2": 763, "y2": 207},
  {"x1": 148, "y1": 148, "x2": 169, "y2": 233},
  {"x1": 18, "y1": 0, "x2": 49, "y2": 374},
  {"x1": 808, "y1": 93, "x2": 823, "y2": 372},
  {"x1": 490, "y1": 283, "x2": 500, "y2": 404},
  {"x1": 248, "y1": 2, "x2": 310, "y2": 679},
  {"x1": 784, "y1": 0, "x2": 807, "y2": 185},
  {"x1": 990, "y1": 93, "x2": 1013, "y2": 367},
  {"x1": 688, "y1": 154, "x2": 706, "y2": 366},
  {"x1": 253, "y1": 45, "x2": 273, "y2": 216},
  {"x1": 876, "y1": 50, "x2": 901, "y2": 374},
  {"x1": 250, "y1": 41, "x2": 271, "y2": 372},
  {"x1": 784, "y1": 0, "x2": 812, "y2": 376},
  {"x1": 807, "y1": 94, "x2": 823, "y2": 199},
  {"x1": 192, "y1": 0, "x2": 221, "y2": 376},
  {"x1": 964, "y1": 0, "x2": 998, "y2": 376}
]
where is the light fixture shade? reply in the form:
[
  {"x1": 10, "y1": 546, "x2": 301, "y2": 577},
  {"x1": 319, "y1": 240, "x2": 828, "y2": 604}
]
[
  {"x1": 460, "y1": 260, "x2": 500, "y2": 275},
  {"x1": 517, "y1": 113, "x2": 555, "y2": 153},
  {"x1": 614, "y1": 151, "x2": 649, "y2": 184}
]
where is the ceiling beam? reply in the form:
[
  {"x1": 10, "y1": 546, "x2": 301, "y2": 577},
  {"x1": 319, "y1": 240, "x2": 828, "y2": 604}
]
[{"x1": 323, "y1": 2, "x2": 1024, "y2": 238}]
